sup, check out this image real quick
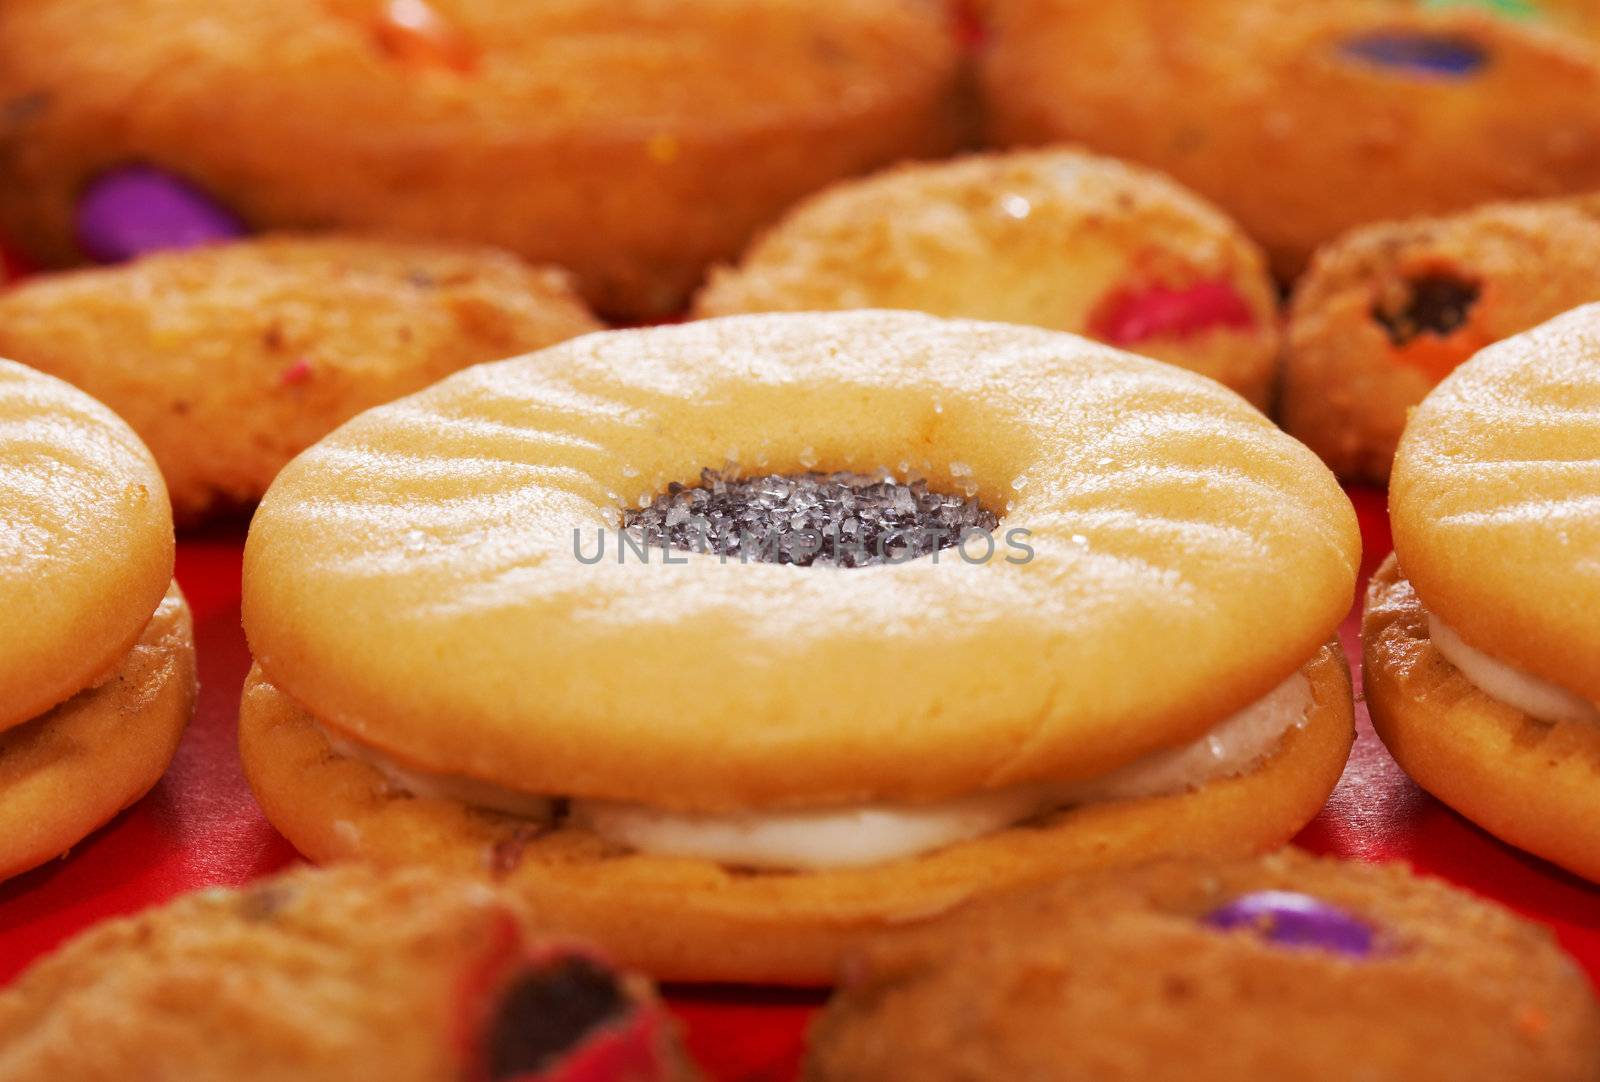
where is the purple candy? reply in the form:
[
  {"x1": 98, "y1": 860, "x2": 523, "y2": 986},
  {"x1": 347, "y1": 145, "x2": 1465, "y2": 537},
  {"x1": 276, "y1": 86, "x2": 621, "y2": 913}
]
[
  {"x1": 1204, "y1": 891, "x2": 1375, "y2": 957},
  {"x1": 74, "y1": 164, "x2": 246, "y2": 263}
]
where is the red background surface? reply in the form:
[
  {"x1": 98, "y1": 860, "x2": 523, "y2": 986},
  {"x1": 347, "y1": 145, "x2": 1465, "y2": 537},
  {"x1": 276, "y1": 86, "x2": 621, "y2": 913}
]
[
  {"x1": 6, "y1": 12, "x2": 1599, "y2": 1073},
  {"x1": 2, "y1": 488, "x2": 1598, "y2": 1080}
]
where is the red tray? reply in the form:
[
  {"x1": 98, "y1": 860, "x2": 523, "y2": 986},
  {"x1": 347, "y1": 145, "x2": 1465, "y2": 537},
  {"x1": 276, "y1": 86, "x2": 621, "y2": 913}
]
[{"x1": 1, "y1": 486, "x2": 1597, "y2": 1080}]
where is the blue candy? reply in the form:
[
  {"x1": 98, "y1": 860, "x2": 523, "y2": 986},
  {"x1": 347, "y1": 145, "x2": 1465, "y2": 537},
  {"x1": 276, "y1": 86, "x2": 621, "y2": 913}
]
[{"x1": 1340, "y1": 31, "x2": 1490, "y2": 77}]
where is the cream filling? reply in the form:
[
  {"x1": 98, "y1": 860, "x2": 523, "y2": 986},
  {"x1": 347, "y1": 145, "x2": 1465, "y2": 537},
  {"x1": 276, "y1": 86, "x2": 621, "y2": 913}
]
[
  {"x1": 1428, "y1": 613, "x2": 1600, "y2": 725},
  {"x1": 573, "y1": 671, "x2": 1311, "y2": 870},
  {"x1": 315, "y1": 670, "x2": 1313, "y2": 871}
]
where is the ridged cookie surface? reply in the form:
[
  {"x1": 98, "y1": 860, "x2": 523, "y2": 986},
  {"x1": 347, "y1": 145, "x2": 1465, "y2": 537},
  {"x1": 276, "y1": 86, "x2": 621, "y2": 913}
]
[
  {"x1": 0, "y1": 360, "x2": 173, "y2": 731},
  {"x1": 243, "y1": 312, "x2": 1358, "y2": 810},
  {"x1": 1390, "y1": 303, "x2": 1600, "y2": 704}
]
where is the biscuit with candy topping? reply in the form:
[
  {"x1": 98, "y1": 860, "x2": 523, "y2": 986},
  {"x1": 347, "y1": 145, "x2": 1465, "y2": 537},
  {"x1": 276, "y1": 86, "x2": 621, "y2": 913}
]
[
  {"x1": 0, "y1": 0, "x2": 965, "y2": 318},
  {"x1": 806, "y1": 849, "x2": 1600, "y2": 1081},
  {"x1": 0, "y1": 236, "x2": 601, "y2": 523},
  {"x1": 1284, "y1": 195, "x2": 1600, "y2": 482},
  {"x1": 981, "y1": 0, "x2": 1600, "y2": 278},
  {"x1": 696, "y1": 149, "x2": 1281, "y2": 408},
  {"x1": 0, "y1": 865, "x2": 695, "y2": 1082}
]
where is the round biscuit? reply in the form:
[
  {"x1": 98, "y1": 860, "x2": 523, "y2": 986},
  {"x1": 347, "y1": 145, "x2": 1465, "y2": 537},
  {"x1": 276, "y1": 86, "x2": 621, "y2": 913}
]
[
  {"x1": 0, "y1": 359, "x2": 173, "y2": 731},
  {"x1": 242, "y1": 312, "x2": 1360, "y2": 810}
]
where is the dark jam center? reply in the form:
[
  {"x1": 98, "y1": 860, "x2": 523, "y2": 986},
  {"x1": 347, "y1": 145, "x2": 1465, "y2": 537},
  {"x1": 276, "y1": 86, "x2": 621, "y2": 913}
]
[
  {"x1": 623, "y1": 468, "x2": 998, "y2": 568},
  {"x1": 1372, "y1": 274, "x2": 1481, "y2": 346},
  {"x1": 484, "y1": 956, "x2": 630, "y2": 1080}
]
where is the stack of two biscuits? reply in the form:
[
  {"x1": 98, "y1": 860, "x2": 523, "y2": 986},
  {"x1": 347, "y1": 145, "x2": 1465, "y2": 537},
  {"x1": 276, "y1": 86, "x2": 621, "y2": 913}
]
[
  {"x1": 238, "y1": 310, "x2": 1362, "y2": 984},
  {"x1": 0, "y1": 361, "x2": 194, "y2": 882},
  {"x1": 1367, "y1": 303, "x2": 1600, "y2": 884}
]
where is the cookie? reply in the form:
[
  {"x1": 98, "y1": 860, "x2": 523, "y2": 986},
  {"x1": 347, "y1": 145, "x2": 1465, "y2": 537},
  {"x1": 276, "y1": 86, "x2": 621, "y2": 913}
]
[
  {"x1": 0, "y1": 582, "x2": 195, "y2": 882},
  {"x1": 0, "y1": 865, "x2": 695, "y2": 1082},
  {"x1": 1284, "y1": 196, "x2": 1600, "y2": 483},
  {"x1": 695, "y1": 149, "x2": 1281, "y2": 407},
  {"x1": 980, "y1": 0, "x2": 1600, "y2": 279},
  {"x1": 240, "y1": 311, "x2": 1359, "y2": 983},
  {"x1": 1367, "y1": 304, "x2": 1600, "y2": 882},
  {"x1": 805, "y1": 849, "x2": 1600, "y2": 1082},
  {"x1": 0, "y1": 0, "x2": 965, "y2": 319},
  {"x1": 0, "y1": 236, "x2": 601, "y2": 523},
  {"x1": 0, "y1": 360, "x2": 174, "y2": 731},
  {"x1": 0, "y1": 360, "x2": 191, "y2": 879}
]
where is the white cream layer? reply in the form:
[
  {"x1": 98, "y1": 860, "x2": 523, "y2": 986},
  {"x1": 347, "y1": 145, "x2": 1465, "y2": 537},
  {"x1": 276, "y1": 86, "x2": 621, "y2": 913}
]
[
  {"x1": 1428, "y1": 613, "x2": 1600, "y2": 725},
  {"x1": 316, "y1": 669, "x2": 1313, "y2": 871}
]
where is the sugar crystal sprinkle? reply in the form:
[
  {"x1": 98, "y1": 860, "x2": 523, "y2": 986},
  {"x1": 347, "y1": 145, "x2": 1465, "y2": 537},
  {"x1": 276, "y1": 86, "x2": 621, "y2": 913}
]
[{"x1": 623, "y1": 468, "x2": 998, "y2": 568}]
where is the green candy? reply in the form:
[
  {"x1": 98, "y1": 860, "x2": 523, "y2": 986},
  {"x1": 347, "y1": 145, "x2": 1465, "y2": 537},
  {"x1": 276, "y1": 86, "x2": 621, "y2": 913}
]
[{"x1": 1422, "y1": 0, "x2": 1540, "y2": 20}]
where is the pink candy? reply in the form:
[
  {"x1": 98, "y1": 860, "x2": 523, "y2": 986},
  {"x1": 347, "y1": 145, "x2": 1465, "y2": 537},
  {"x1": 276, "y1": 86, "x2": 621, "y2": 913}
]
[{"x1": 1089, "y1": 279, "x2": 1257, "y2": 347}]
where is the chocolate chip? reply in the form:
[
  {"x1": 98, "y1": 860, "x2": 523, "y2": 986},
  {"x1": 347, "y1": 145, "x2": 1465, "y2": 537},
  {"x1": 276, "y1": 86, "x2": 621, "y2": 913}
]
[
  {"x1": 484, "y1": 956, "x2": 630, "y2": 1079},
  {"x1": 1371, "y1": 274, "x2": 1481, "y2": 346},
  {"x1": 622, "y1": 468, "x2": 997, "y2": 568}
]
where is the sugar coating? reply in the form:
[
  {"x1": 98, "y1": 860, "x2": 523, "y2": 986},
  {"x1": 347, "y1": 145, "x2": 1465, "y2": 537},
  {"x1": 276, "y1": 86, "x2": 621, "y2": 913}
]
[{"x1": 623, "y1": 468, "x2": 997, "y2": 568}]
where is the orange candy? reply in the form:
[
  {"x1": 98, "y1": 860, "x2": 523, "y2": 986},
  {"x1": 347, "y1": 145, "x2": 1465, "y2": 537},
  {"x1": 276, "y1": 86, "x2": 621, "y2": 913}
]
[{"x1": 372, "y1": 0, "x2": 477, "y2": 72}]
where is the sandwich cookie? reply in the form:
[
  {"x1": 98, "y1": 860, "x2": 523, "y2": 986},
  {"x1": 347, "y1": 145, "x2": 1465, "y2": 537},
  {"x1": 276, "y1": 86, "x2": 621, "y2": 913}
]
[
  {"x1": 980, "y1": 0, "x2": 1600, "y2": 279},
  {"x1": 1284, "y1": 196, "x2": 1600, "y2": 483},
  {"x1": 0, "y1": 236, "x2": 601, "y2": 523},
  {"x1": 806, "y1": 849, "x2": 1600, "y2": 1082},
  {"x1": 0, "y1": 0, "x2": 964, "y2": 319},
  {"x1": 0, "y1": 865, "x2": 695, "y2": 1082},
  {"x1": 240, "y1": 311, "x2": 1360, "y2": 983},
  {"x1": 695, "y1": 149, "x2": 1280, "y2": 408},
  {"x1": 0, "y1": 359, "x2": 192, "y2": 882},
  {"x1": 1368, "y1": 303, "x2": 1600, "y2": 882}
]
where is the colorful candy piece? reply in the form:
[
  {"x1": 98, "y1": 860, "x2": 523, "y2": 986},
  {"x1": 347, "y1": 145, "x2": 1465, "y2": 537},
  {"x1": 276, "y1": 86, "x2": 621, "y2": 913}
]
[
  {"x1": 1372, "y1": 273, "x2": 1490, "y2": 380},
  {"x1": 1372, "y1": 274, "x2": 1481, "y2": 345},
  {"x1": 74, "y1": 164, "x2": 245, "y2": 263},
  {"x1": 1339, "y1": 31, "x2": 1490, "y2": 76},
  {"x1": 1422, "y1": 0, "x2": 1540, "y2": 22},
  {"x1": 372, "y1": 0, "x2": 478, "y2": 72},
  {"x1": 1204, "y1": 890, "x2": 1376, "y2": 957},
  {"x1": 473, "y1": 949, "x2": 675, "y2": 1082},
  {"x1": 1087, "y1": 279, "x2": 1257, "y2": 347}
]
